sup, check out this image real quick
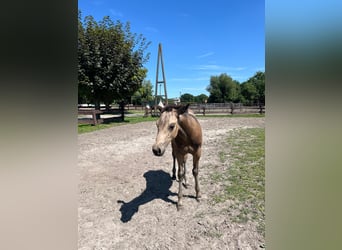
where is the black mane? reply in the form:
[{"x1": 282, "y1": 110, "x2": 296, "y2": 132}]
[{"x1": 161, "y1": 104, "x2": 190, "y2": 113}]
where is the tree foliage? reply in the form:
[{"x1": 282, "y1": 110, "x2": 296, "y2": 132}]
[
  {"x1": 240, "y1": 81, "x2": 257, "y2": 105},
  {"x1": 78, "y1": 11, "x2": 150, "y2": 110},
  {"x1": 180, "y1": 93, "x2": 195, "y2": 103},
  {"x1": 206, "y1": 73, "x2": 240, "y2": 103},
  {"x1": 180, "y1": 93, "x2": 208, "y2": 103},
  {"x1": 240, "y1": 71, "x2": 265, "y2": 105},
  {"x1": 206, "y1": 72, "x2": 265, "y2": 105},
  {"x1": 195, "y1": 94, "x2": 209, "y2": 103},
  {"x1": 131, "y1": 80, "x2": 154, "y2": 105}
]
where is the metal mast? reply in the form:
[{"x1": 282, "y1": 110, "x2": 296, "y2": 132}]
[{"x1": 154, "y1": 43, "x2": 168, "y2": 112}]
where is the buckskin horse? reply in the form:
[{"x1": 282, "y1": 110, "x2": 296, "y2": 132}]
[{"x1": 152, "y1": 104, "x2": 203, "y2": 210}]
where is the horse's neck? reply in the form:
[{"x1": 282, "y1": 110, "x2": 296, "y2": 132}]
[
  {"x1": 176, "y1": 114, "x2": 193, "y2": 141},
  {"x1": 177, "y1": 123, "x2": 188, "y2": 139}
]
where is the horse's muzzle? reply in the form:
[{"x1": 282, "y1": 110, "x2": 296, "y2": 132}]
[{"x1": 152, "y1": 145, "x2": 165, "y2": 156}]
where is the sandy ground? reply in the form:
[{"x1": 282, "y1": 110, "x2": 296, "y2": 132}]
[{"x1": 78, "y1": 117, "x2": 265, "y2": 250}]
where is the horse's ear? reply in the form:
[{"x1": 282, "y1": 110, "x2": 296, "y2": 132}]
[
  {"x1": 177, "y1": 104, "x2": 190, "y2": 116},
  {"x1": 158, "y1": 106, "x2": 164, "y2": 113}
]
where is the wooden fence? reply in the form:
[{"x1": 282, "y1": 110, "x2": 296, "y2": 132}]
[
  {"x1": 189, "y1": 103, "x2": 265, "y2": 115},
  {"x1": 78, "y1": 103, "x2": 265, "y2": 125}
]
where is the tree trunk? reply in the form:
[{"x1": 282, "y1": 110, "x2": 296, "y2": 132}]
[
  {"x1": 105, "y1": 103, "x2": 111, "y2": 111},
  {"x1": 94, "y1": 100, "x2": 101, "y2": 120},
  {"x1": 119, "y1": 101, "x2": 125, "y2": 121}
]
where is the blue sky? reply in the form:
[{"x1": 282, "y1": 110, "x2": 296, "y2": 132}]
[{"x1": 78, "y1": 0, "x2": 265, "y2": 98}]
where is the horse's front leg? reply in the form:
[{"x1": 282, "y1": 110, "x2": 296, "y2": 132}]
[
  {"x1": 171, "y1": 150, "x2": 176, "y2": 180},
  {"x1": 176, "y1": 156, "x2": 185, "y2": 210}
]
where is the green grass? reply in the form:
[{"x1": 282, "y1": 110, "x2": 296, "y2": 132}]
[
  {"x1": 212, "y1": 128, "x2": 265, "y2": 236},
  {"x1": 198, "y1": 113, "x2": 265, "y2": 118},
  {"x1": 78, "y1": 116, "x2": 158, "y2": 134}
]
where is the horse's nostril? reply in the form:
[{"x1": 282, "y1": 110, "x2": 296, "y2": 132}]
[
  {"x1": 152, "y1": 146, "x2": 163, "y2": 156},
  {"x1": 152, "y1": 146, "x2": 158, "y2": 155}
]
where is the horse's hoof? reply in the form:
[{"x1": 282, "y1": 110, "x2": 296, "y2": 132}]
[
  {"x1": 176, "y1": 203, "x2": 183, "y2": 211},
  {"x1": 171, "y1": 176, "x2": 176, "y2": 180}
]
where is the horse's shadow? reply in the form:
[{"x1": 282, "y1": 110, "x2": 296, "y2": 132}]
[{"x1": 117, "y1": 170, "x2": 177, "y2": 223}]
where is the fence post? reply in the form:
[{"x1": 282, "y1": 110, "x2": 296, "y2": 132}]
[
  {"x1": 259, "y1": 104, "x2": 264, "y2": 114},
  {"x1": 92, "y1": 110, "x2": 98, "y2": 125},
  {"x1": 230, "y1": 102, "x2": 234, "y2": 115}
]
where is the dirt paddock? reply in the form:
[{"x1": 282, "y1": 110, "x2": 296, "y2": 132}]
[{"x1": 78, "y1": 117, "x2": 265, "y2": 249}]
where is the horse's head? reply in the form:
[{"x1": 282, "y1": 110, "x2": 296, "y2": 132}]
[{"x1": 152, "y1": 104, "x2": 189, "y2": 156}]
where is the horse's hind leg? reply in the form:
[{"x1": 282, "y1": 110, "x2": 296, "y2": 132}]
[
  {"x1": 183, "y1": 154, "x2": 189, "y2": 188},
  {"x1": 193, "y1": 149, "x2": 201, "y2": 200}
]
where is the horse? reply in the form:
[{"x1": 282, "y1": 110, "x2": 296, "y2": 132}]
[
  {"x1": 170, "y1": 107, "x2": 196, "y2": 182},
  {"x1": 152, "y1": 104, "x2": 203, "y2": 210}
]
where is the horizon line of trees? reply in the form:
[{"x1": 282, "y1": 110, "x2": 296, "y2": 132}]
[
  {"x1": 174, "y1": 71, "x2": 265, "y2": 106},
  {"x1": 130, "y1": 71, "x2": 265, "y2": 106}
]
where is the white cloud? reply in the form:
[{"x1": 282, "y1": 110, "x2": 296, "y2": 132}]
[
  {"x1": 109, "y1": 9, "x2": 123, "y2": 17},
  {"x1": 197, "y1": 52, "x2": 215, "y2": 59},
  {"x1": 169, "y1": 77, "x2": 208, "y2": 82},
  {"x1": 254, "y1": 67, "x2": 265, "y2": 72},
  {"x1": 178, "y1": 13, "x2": 190, "y2": 17},
  {"x1": 193, "y1": 64, "x2": 246, "y2": 71},
  {"x1": 182, "y1": 87, "x2": 207, "y2": 91},
  {"x1": 145, "y1": 26, "x2": 159, "y2": 33}
]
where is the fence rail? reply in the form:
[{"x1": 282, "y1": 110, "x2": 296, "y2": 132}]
[
  {"x1": 78, "y1": 103, "x2": 265, "y2": 125},
  {"x1": 189, "y1": 103, "x2": 265, "y2": 115}
]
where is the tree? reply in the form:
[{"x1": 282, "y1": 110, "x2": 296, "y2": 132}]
[
  {"x1": 206, "y1": 73, "x2": 240, "y2": 103},
  {"x1": 253, "y1": 71, "x2": 265, "y2": 106},
  {"x1": 194, "y1": 94, "x2": 209, "y2": 103},
  {"x1": 240, "y1": 81, "x2": 257, "y2": 105},
  {"x1": 131, "y1": 80, "x2": 154, "y2": 105},
  {"x1": 78, "y1": 11, "x2": 150, "y2": 120},
  {"x1": 241, "y1": 71, "x2": 265, "y2": 105},
  {"x1": 180, "y1": 93, "x2": 195, "y2": 103}
]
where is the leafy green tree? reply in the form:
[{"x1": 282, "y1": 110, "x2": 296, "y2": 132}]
[
  {"x1": 78, "y1": 11, "x2": 150, "y2": 119},
  {"x1": 194, "y1": 94, "x2": 209, "y2": 103},
  {"x1": 206, "y1": 73, "x2": 240, "y2": 103},
  {"x1": 180, "y1": 93, "x2": 195, "y2": 103},
  {"x1": 240, "y1": 81, "x2": 257, "y2": 105},
  {"x1": 132, "y1": 80, "x2": 154, "y2": 105},
  {"x1": 253, "y1": 71, "x2": 265, "y2": 105},
  {"x1": 241, "y1": 71, "x2": 265, "y2": 105}
]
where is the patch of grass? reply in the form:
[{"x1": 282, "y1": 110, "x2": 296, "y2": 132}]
[
  {"x1": 78, "y1": 116, "x2": 158, "y2": 134},
  {"x1": 198, "y1": 113, "x2": 265, "y2": 118},
  {"x1": 211, "y1": 128, "x2": 265, "y2": 236},
  {"x1": 218, "y1": 151, "x2": 227, "y2": 163},
  {"x1": 210, "y1": 172, "x2": 223, "y2": 182},
  {"x1": 204, "y1": 230, "x2": 223, "y2": 238}
]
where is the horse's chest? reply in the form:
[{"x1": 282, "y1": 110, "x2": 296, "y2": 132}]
[{"x1": 172, "y1": 138, "x2": 195, "y2": 154}]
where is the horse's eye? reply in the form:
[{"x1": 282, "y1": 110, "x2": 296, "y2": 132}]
[{"x1": 169, "y1": 123, "x2": 176, "y2": 131}]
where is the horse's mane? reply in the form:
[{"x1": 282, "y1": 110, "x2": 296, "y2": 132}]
[
  {"x1": 161, "y1": 104, "x2": 190, "y2": 113},
  {"x1": 161, "y1": 104, "x2": 180, "y2": 112}
]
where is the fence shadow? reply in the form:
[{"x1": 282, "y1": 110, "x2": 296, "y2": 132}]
[{"x1": 117, "y1": 170, "x2": 177, "y2": 223}]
